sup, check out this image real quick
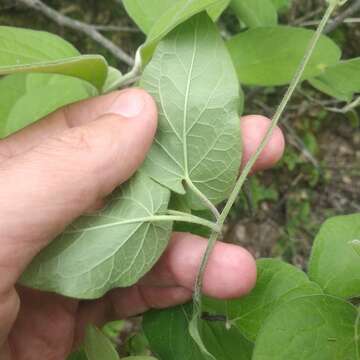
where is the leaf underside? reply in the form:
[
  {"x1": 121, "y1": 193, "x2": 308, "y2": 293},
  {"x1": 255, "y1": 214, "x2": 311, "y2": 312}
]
[
  {"x1": 141, "y1": 13, "x2": 242, "y2": 210},
  {"x1": 20, "y1": 173, "x2": 173, "y2": 299}
]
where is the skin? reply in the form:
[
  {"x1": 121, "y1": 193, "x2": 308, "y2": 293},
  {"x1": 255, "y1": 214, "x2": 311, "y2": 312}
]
[{"x1": 0, "y1": 88, "x2": 285, "y2": 360}]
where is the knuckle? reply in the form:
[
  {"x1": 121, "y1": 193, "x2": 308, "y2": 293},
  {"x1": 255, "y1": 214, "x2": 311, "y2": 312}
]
[
  {"x1": 35, "y1": 126, "x2": 97, "y2": 161},
  {"x1": 54, "y1": 127, "x2": 94, "y2": 153}
]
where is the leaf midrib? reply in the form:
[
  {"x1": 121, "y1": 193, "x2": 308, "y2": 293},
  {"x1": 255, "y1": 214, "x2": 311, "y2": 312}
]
[{"x1": 183, "y1": 17, "x2": 198, "y2": 177}]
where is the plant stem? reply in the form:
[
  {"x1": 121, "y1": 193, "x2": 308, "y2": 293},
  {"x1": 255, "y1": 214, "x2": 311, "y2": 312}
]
[
  {"x1": 104, "y1": 49, "x2": 143, "y2": 93},
  {"x1": 67, "y1": 212, "x2": 219, "y2": 234},
  {"x1": 192, "y1": 0, "x2": 339, "y2": 330},
  {"x1": 185, "y1": 178, "x2": 221, "y2": 220}
]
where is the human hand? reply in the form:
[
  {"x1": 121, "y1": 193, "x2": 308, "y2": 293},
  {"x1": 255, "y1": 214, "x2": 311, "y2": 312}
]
[{"x1": 0, "y1": 89, "x2": 284, "y2": 359}]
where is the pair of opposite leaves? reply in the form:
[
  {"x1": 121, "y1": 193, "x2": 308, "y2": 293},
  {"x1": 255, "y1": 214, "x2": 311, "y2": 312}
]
[{"x1": 20, "y1": 14, "x2": 243, "y2": 299}]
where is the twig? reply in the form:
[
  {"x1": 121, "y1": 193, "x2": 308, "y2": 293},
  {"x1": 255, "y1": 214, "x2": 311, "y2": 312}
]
[
  {"x1": 325, "y1": 0, "x2": 360, "y2": 33},
  {"x1": 292, "y1": 8, "x2": 324, "y2": 25},
  {"x1": 326, "y1": 96, "x2": 360, "y2": 113},
  {"x1": 18, "y1": 0, "x2": 134, "y2": 67},
  {"x1": 302, "y1": 17, "x2": 360, "y2": 26},
  {"x1": 93, "y1": 25, "x2": 139, "y2": 33}
]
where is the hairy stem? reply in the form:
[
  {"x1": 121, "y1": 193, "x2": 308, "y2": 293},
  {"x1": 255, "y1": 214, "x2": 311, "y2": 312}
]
[
  {"x1": 104, "y1": 49, "x2": 143, "y2": 93},
  {"x1": 191, "y1": 0, "x2": 339, "y2": 345}
]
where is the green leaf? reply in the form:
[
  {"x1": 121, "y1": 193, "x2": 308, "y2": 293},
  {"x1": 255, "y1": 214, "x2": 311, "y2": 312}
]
[
  {"x1": 144, "y1": 303, "x2": 253, "y2": 360},
  {"x1": 227, "y1": 26, "x2": 341, "y2": 86},
  {"x1": 123, "y1": 0, "x2": 175, "y2": 34},
  {"x1": 20, "y1": 173, "x2": 173, "y2": 299},
  {"x1": 102, "y1": 66, "x2": 123, "y2": 93},
  {"x1": 207, "y1": 0, "x2": 230, "y2": 20},
  {"x1": 0, "y1": 73, "x2": 97, "y2": 137},
  {"x1": 84, "y1": 325, "x2": 119, "y2": 360},
  {"x1": 270, "y1": 0, "x2": 292, "y2": 11},
  {"x1": 207, "y1": 259, "x2": 322, "y2": 342},
  {"x1": 121, "y1": 357, "x2": 157, "y2": 360},
  {"x1": 141, "y1": 0, "x2": 231, "y2": 62},
  {"x1": 0, "y1": 26, "x2": 108, "y2": 89},
  {"x1": 352, "y1": 239, "x2": 360, "y2": 256},
  {"x1": 230, "y1": 0, "x2": 278, "y2": 28},
  {"x1": 141, "y1": 13, "x2": 242, "y2": 210},
  {"x1": 252, "y1": 295, "x2": 360, "y2": 360},
  {"x1": 67, "y1": 350, "x2": 88, "y2": 360},
  {"x1": 0, "y1": 72, "x2": 26, "y2": 135},
  {"x1": 309, "y1": 58, "x2": 360, "y2": 101},
  {"x1": 308, "y1": 214, "x2": 360, "y2": 299},
  {"x1": 124, "y1": 0, "x2": 229, "y2": 35}
]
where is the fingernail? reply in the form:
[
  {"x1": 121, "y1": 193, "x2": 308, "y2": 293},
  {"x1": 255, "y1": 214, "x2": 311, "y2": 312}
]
[{"x1": 109, "y1": 90, "x2": 146, "y2": 118}]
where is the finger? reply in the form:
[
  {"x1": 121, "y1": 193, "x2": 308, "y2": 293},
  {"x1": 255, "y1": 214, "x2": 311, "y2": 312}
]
[
  {"x1": 74, "y1": 286, "x2": 192, "y2": 344},
  {"x1": 240, "y1": 115, "x2": 285, "y2": 173},
  {"x1": 0, "y1": 89, "x2": 146, "y2": 158},
  {"x1": 141, "y1": 232, "x2": 257, "y2": 300},
  {"x1": 74, "y1": 232, "x2": 256, "y2": 326},
  {"x1": 0, "y1": 89, "x2": 157, "y2": 290}
]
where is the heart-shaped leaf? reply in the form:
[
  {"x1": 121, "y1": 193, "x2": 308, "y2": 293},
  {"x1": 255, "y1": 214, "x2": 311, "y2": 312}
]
[
  {"x1": 0, "y1": 26, "x2": 108, "y2": 89},
  {"x1": 309, "y1": 58, "x2": 360, "y2": 101},
  {"x1": 231, "y1": 0, "x2": 278, "y2": 28},
  {"x1": 144, "y1": 303, "x2": 253, "y2": 360},
  {"x1": 227, "y1": 26, "x2": 341, "y2": 86},
  {"x1": 141, "y1": 0, "x2": 231, "y2": 62},
  {"x1": 211, "y1": 259, "x2": 322, "y2": 342},
  {"x1": 0, "y1": 73, "x2": 97, "y2": 137},
  {"x1": 253, "y1": 295, "x2": 360, "y2": 359},
  {"x1": 308, "y1": 214, "x2": 360, "y2": 299},
  {"x1": 141, "y1": 13, "x2": 242, "y2": 210},
  {"x1": 20, "y1": 173, "x2": 173, "y2": 299}
]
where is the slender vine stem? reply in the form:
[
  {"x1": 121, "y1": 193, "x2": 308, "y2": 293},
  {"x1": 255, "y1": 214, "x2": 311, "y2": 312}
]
[
  {"x1": 66, "y1": 211, "x2": 219, "y2": 234},
  {"x1": 191, "y1": 0, "x2": 339, "y2": 339},
  {"x1": 185, "y1": 178, "x2": 221, "y2": 220},
  {"x1": 104, "y1": 49, "x2": 143, "y2": 93}
]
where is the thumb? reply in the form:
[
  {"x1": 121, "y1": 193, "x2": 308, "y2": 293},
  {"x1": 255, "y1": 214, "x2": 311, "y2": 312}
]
[{"x1": 0, "y1": 89, "x2": 157, "y2": 289}]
